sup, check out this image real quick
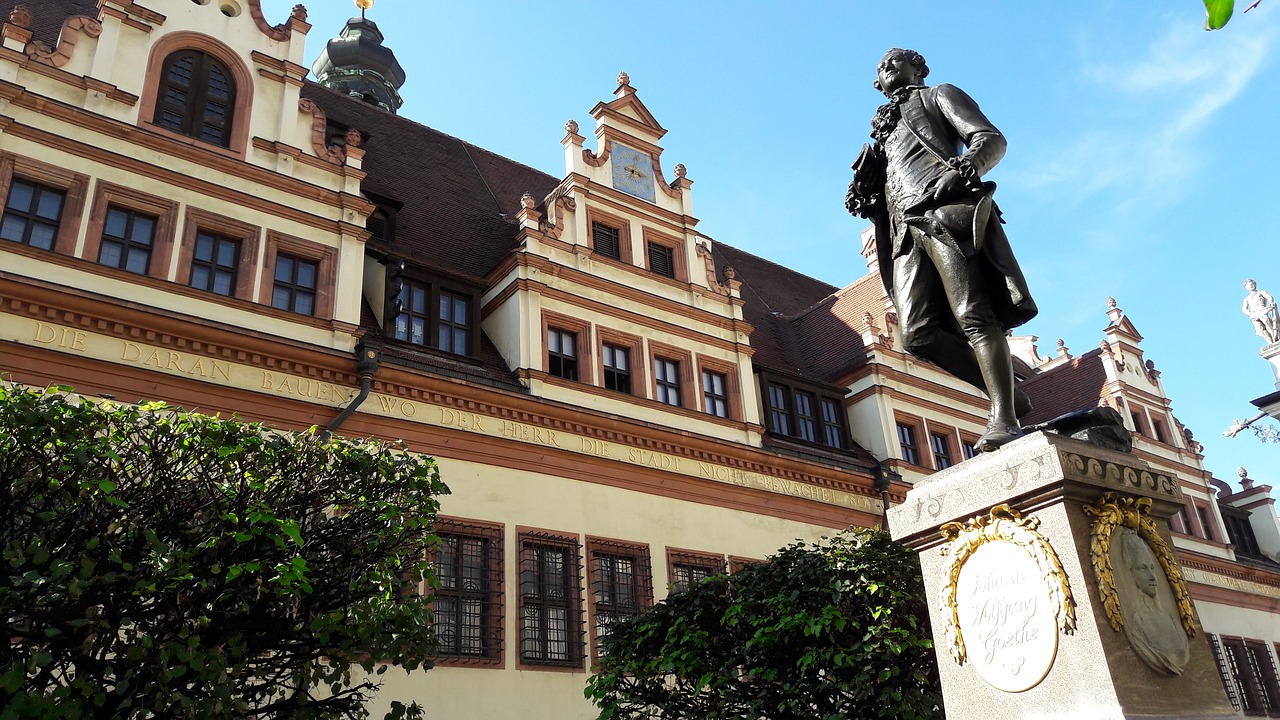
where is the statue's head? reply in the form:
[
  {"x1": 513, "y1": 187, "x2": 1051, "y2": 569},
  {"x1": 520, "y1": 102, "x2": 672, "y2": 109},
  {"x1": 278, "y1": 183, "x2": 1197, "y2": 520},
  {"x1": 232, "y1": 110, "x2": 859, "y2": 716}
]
[
  {"x1": 1245, "y1": 278, "x2": 1257, "y2": 290},
  {"x1": 874, "y1": 48, "x2": 929, "y2": 96},
  {"x1": 1120, "y1": 530, "x2": 1160, "y2": 599}
]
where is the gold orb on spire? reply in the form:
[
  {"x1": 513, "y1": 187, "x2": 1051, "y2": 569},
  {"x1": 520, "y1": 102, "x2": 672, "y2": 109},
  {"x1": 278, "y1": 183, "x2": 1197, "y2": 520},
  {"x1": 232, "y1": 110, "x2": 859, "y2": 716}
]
[{"x1": 354, "y1": 0, "x2": 374, "y2": 10}]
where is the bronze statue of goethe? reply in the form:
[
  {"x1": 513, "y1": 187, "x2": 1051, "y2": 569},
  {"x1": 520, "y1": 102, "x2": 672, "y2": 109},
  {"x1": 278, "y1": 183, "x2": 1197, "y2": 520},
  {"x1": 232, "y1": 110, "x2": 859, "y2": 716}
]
[{"x1": 847, "y1": 48, "x2": 1038, "y2": 453}]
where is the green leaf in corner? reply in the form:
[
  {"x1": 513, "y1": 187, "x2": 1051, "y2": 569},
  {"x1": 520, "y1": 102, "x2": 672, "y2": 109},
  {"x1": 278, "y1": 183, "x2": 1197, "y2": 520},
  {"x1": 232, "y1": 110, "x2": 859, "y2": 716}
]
[{"x1": 1204, "y1": 0, "x2": 1235, "y2": 29}]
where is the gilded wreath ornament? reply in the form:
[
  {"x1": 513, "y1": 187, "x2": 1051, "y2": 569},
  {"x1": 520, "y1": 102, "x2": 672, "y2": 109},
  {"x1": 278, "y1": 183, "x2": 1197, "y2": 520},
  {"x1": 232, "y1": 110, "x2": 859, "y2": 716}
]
[
  {"x1": 1082, "y1": 492, "x2": 1198, "y2": 636},
  {"x1": 938, "y1": 504, "x2": 1076, "y2": 665}
]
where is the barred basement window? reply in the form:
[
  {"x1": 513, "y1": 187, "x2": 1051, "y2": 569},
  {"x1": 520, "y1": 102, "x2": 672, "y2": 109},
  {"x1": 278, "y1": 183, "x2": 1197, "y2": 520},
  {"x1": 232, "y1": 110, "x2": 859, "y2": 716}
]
[
  {"x1": 587, "y1": 539, "x2": 653, "y2": 660},
  {"x1": 647, "y1": 241, "x2": 674, "y2": 279},
  {"x1": 518, "y1": 532, "x2": 584, "y2": 667},
  {"x1": 592, "y1": 221, "x2": 620, "y2": 260},
  {"x1": 432, "y1": 519, "x2": 504, "y2": 663},
  {"x1": 667, "y1": 549, "x2": 723, "y2": 594},
  {"x1": 1217, "y1": 635, "x2": 1280, "y2": 716}
]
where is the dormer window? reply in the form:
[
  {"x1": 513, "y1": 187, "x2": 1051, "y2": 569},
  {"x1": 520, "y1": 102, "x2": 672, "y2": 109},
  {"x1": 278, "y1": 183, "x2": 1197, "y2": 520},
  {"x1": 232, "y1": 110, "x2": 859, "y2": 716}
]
[
  {"x1": 154, "y1": 50, "x2": 236, "y2": 147},
  {"x1": 389, "y1": 274, "x2": 476, "y2": 357}
]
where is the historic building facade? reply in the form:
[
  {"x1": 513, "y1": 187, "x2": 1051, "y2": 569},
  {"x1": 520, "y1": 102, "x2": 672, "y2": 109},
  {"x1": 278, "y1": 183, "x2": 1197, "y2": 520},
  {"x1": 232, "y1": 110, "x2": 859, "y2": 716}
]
[{"x1": 2, "y1": 1, "x2": 1278, "y2": 716}]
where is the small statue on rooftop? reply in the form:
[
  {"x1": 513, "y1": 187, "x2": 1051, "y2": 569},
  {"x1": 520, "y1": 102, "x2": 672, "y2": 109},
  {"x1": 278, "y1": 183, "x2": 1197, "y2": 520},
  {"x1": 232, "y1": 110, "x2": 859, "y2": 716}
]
[{"x1": 1242, "y1": 278, "x2": 1279, "y2": 345}]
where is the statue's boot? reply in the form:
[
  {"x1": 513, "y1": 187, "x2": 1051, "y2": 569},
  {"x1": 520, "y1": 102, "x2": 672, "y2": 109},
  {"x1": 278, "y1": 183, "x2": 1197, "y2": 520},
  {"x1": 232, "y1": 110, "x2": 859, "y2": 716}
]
[{"x1": 973, "y1": 334, "x2": 1023, "y2": 453}]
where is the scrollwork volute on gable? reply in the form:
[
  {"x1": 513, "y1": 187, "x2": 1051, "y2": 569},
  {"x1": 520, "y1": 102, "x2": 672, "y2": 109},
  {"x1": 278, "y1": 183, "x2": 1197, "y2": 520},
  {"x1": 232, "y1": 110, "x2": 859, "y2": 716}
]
[
  {"x1": 298, "y1": 98, "x2": 346, "y2": 164},
  {"x1": 26, "y1": 15, "x2": 101, "y2": 67}
]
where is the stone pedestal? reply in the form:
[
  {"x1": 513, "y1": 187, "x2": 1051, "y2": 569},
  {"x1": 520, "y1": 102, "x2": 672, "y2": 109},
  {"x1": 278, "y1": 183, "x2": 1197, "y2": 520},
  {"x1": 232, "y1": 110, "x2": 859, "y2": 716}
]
[{"x1": 888, "y1": 431, "x2": 1237, "y2": 720}]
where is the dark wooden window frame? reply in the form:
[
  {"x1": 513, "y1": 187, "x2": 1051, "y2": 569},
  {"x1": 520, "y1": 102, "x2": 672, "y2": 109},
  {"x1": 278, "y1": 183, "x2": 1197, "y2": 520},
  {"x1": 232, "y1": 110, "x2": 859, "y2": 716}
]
[
  {"x1": 641, "y1": 227, "x2": 687, "y2": 282},
  {"x1": 138, "y1": 33, "x2": 254, "y2": 157},
  {"x1": 0, "y1": 153, "x2": 89, "y2": 257},
  {"x1": 542, "y1": 311, "x2": 593, "y2": 385},
  {"x1": 388, "y1": 269, "x2": 480, "y2": 357},
  {"x1": 761, "y1": 372, "x2": 850, "y2": 450},
  {"x1": 650, "y1": 341, "x2": 694, "y2": 409},
  {"x1": 697, "y1": 355, "x2": 742, "y2": 422},
  {"x1": 178, "y1": 206, "x2": 261, "y2": 302},
  {"x1": 430, "y1": 517, "x2": 505, "y2": 667},
  {"x1": 1, "y1": 179, "x2": 66, "y2": 251},
  {"x1": 896, "y1": 415, "x2": 923, "y2": 467},
  {"x1": 260, "y1": 231, "x2": 337, "y2": 320},
  {"x1": 153, "y1": 49, "x2": 237, "y2": 148},
  {"x1": 517, "y1": 528, "x2": 585, "y2": 671},
  {"x1": 597, "y1": 328, "x2": 644, "y2": 397},
  {"x1": 585, "y1": 208, "x2": 631, "y2": 264},
  {"x1": 83, "y1": 181, "x2": 179, "y2": 283}
]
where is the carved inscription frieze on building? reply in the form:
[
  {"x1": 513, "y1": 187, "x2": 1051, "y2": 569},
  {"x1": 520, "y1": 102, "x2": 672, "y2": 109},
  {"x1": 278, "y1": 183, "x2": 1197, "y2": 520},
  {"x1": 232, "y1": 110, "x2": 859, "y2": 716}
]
[
  {"x1": 2, "y1": 313, "x2": 880, "y2": 515},
  {"x1": 939, "y1": 504, "x2": 1076, "y2": 692},
  {"x1": 1083, "y1": 492, "x2": 1196, "y2": 675}
]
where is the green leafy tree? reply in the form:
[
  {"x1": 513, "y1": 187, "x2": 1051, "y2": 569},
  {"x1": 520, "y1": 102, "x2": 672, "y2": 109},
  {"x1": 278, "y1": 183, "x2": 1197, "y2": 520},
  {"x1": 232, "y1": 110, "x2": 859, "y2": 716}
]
[
  {"x1": 0, "y1": 385, "x2": 448, "y2": 719},
  {"x1": 586, "y1": 529, "x2": 941, "y2": 720}
]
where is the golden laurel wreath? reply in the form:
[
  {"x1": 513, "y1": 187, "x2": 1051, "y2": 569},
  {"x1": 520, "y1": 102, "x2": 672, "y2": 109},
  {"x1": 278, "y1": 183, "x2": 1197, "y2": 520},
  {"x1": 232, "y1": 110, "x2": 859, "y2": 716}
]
[
  {"x1": 938, "y1": 504, "x2": 1076, "y2": 665},
  {"x1": 1081, "y1": 492, "x2": 1198, "y2": 636}
]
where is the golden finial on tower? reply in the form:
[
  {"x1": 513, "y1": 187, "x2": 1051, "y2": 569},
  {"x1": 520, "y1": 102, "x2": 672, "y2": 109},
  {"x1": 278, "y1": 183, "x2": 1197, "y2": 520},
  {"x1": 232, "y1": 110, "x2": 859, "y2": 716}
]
[{"x1": 354, "y1": 0, "x2": 373, "y2": 19}]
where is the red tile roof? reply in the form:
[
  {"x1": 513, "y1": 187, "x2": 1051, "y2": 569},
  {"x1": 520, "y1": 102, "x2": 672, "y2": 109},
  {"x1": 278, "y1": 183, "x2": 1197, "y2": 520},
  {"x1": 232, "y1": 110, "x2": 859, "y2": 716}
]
[{"x1": 1018, "y1": 348, "x2": 1109, "y2": 425}]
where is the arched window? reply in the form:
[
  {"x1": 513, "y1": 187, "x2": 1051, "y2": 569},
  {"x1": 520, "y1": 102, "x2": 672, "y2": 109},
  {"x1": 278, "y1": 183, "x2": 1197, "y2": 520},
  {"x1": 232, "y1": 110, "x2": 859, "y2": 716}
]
[{"x1": 153, "y1": 50, "x2": 237, "y2": 147}]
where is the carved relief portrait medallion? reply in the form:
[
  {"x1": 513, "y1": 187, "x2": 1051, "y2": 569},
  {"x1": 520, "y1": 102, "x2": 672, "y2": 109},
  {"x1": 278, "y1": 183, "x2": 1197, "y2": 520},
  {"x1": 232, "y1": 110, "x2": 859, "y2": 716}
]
[
  {"x1": 1084, "y1": 493, "x2": 1198, "y2": 676},
  {"x1": 939, "y1": 505, "x2": 1076, "y2": 693}
]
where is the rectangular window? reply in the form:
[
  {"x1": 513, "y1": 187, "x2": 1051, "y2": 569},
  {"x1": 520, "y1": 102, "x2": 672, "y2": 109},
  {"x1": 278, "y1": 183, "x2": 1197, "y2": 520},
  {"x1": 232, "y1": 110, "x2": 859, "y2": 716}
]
[
  {"x1": 519, "y1": 532, "x2": 583, "y2": 667},
  {"x1": 432, "y1": 519, "x2": 504, "y2": 662},
  {"x1": 602, "y1": 343, "x2": 631, "y2": 394},
  {"x1": 438, "y1": 290, "x2": 470, "y2": 354},
  {"x1": 767, "y1": 383, "x2": 791, "y2": 435},
  {"x1": 1, "y1": 179, "x2": 64, "y2": 251},
  {"x1": 897, "y1": 423, "x2": 920, "y2": 466},
  {"x1": 188, "y1": 231, "x2": 239, "y2": 296},
  {"x1": 794, "y1": 391, "x2": 818, "y2": 442},
  {"x1": 647, "y1": 241, "x2": 675, "y2": 279},
  {"x1": 588, "y1": 539, "x2": 653, "y2": 660},
  {"x1": 820, "y1": 399, "x2": 846, "y2": 449},
  {"x1": 702, "y1": 370, "x2": 728, "y2": 417},
  {"x1": 931, "y1": 432, "x2": 954, "y2": 470},
  {"x1": 668, "y1": 549, "x2": 723, "y2": 594},
  {"x1": 271, "y1": 253, "x2": 318, "y2": 316},
  {"x1": 1170, "y1": 505, "x2": 1190, "y2": 535},
  {"x1": 547, "y1": 328, "x2": 579, "y2": 381},
  {"x1": 1197, "y1": 504, "x2": 1217, "y2": 542},
  {"x1": 1225, "y1": 513, "x2": 1262, "y2": 557},
  {"x1": 98, "y1": 206, "x2": 155, "y2": 275},
  {"x1": 961, "y1": 440, "x2": 978, "y2": 460},
  {"x1": 394, "y1": 280, "x2": 430, "y2": 346},
  {"x1": 1152, "y1": 418, "x2": 1169, "y2": 444},
  {"x1": 1130, "y1": 410, "x2": 1147, "y2": 437},
  {"x1": 1218, "y1": 636, "x2": 1280, "y2": 715},
  {"x1": 655, "y1": 358, "x2": 681, "y2": 406},
  {"x1": 592, "y1": 221, "x2": 620, "y2": 260}
]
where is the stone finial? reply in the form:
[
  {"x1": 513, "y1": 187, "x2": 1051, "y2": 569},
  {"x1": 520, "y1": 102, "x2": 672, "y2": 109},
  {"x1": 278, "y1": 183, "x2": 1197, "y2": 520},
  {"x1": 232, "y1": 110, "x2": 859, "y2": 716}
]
[
  {"x1": 1145, "y1": 359, "x2": 1156, "y2": 372},
  {"x1": 565, "y1": 119, "x2": 579, "y2": 135},
  {"x1": 1107, "y1": 297, "x2": 1117, "y2": 309},
  {"x1": 291, "y1": 4, "x2": 308, "y2": 21},
  {"x1": 520, "y1": 192, "x2": 536, "y2": 210},
  {"x1": 344, "y1": 127, "x2": 362, "y2": 148},
  {"x1": 1240, "y1": 467, "x2": 1255, "y2": 490},
  {"x1": 1056, "y1": 338, "x2": 1068, "y2": 356},
  {"x1": 674, "y1": 163, "x2": 687, "y2": 178},
  {"x1": 617, "y1": 71, "x2": 630, "y2": 86},
  {"x1": 9, "y1": 4, "x2": 32, "y2": 28},
  {"x1": 724, "y1": 265, "x2": 737, "y2": 281}
]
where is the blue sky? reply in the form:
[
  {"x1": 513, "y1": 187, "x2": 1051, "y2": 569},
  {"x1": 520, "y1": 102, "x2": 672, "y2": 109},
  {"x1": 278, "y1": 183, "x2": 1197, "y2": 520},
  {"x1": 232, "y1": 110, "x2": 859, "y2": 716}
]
[{"x1": 264, "y1": 1, "x2": 1279, "y2": 489}]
